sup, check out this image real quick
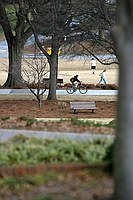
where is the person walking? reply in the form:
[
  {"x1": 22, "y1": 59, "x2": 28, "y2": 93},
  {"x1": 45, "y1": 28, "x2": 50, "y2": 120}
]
[
  {"x1": 98, "y1": 69, "x2": 107, "y2": 85},
  {"x1": 90, "y1": 58, "x2": 96, "y2": 74}
]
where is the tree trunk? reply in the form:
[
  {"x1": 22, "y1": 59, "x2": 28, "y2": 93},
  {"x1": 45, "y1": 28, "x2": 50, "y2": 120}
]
[
  {"x1": 113, "y1": 0, "x2": 133, "y2": 199},
  {"x1": 114, "y1": 46, "x2": 133, "y2": 200},
  {"x1": 47, "y1": 54, "x2": 58, "y2": 100},
  {"x1": 115, "y1": 64, "x2": 133, "y2": 200},
  {"x1": 3, "y1": 39, "x2": 24, "y2": 88}
]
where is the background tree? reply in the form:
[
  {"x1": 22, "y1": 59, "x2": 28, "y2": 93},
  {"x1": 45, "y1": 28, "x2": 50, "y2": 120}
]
[
  {"x1": 0, "y1": 0, "x2": 33, "y2": 88},
  {"x1": 113, "y1": 0, "x2": 133, "y2": 199},
  {"x1": 28, "y1": 0, "x2": 116, "y2": 99},
  {"x1": 26, "y1": 0, "x2": 76, "y2": 100},
  {"x1": 71, "y1": 0, "x2": 118, "y2": 65}
]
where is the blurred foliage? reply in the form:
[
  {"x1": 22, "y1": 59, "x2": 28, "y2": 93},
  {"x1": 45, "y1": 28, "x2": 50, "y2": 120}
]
[
  {"x1": 0, "y1": 135, "x2": 114, "y2": 166},
  {"x1": 71, "y1": 118, "x2": 116, "y2": 128}
]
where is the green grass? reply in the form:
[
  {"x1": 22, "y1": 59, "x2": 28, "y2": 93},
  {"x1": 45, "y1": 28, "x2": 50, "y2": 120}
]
[
  {"x1": 19, "y1": 116, "x2": 29, "y2": 121},
  {"x1": 70, "y1": 118, "x2": 116, "y2": 128},
  {"x1": 19, "y1": 116, "x2": 37, "y2": 126}
]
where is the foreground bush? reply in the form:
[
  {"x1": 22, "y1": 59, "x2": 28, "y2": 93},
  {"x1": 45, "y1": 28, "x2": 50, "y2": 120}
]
[{"x1": 0, "y1": 135, "x2": 114, "y2": 166}]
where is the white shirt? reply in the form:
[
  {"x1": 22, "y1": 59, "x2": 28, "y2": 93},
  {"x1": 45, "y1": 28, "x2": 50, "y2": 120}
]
[
  {"x1": 102, "y1": 72, "x2": 106, "y2": 79},
  {"x1": 91, "y1": 60, "x2": 96, "y2": 66}
]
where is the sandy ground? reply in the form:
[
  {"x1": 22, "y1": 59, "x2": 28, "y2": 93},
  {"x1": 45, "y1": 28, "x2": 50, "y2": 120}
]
[
  {"x1": 0, "y1": 58, "x2": 119, "y2": 86},
  {"x1": 58, "y1": 58, "x2": 119, "y2": 85}
]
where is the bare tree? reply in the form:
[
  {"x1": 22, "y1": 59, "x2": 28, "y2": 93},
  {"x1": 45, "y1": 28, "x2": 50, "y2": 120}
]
[
  {"x1": 22, "y1": 57, "x2": 48, "y2": 108},
  {"x1": 26, "y1": 0, "x2": 73, "y2": 100},
  {"x1": 112, "y1": 0, "x2": 133, "y2": 199},
  {"x1": 72, "y1": 0, "x2": 118, "y2": 65},
  {"x1": 26, "y1": 0, "x2": 87, "y2": 100}
]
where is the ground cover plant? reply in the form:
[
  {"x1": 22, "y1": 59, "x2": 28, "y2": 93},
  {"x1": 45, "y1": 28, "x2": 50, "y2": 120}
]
[
  {"x1": 0, "y1": 135, "x2": 114, "y2": 166},
  {"x1": 0, "y1": 135, "x2": 114, "y2": 200},
  {"x1": 70, "y1": 118, "x2": 116, "y2": 128}
]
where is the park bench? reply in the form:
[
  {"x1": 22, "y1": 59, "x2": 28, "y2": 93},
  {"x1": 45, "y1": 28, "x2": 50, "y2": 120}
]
[
  {"x1": 43, "y1": 78, "x2": 63, "y2": 85},
  {"x1": 43, "y1": 78, "x2": 63, "y2": 86},
  {"x1": 70, "y1": 101, "x2": 98, "y2": 114}
]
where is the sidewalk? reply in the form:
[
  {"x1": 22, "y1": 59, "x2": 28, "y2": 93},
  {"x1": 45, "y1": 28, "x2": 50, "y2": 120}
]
[
  {"x1": 0, "y1": 128, "x2": 115, "y2": 142},
  {"x1": 0, "y1": 89, "x2": 118, "y2": 95}
]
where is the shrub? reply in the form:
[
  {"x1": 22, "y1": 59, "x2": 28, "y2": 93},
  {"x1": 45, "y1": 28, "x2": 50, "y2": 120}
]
[
  {"x1": 0, "y1": 136, "x2": 114, "y2": 166},
  {"x1": 1, "y1": 116, "x2": 10, "y2": 121},
  {"x1": 102, "y1": 142, "x2": 114, "y2": 173},
  {"x1": 19, "y1": 116, "x2": 29, "y2": 121},
  {"x1": 26, "y1": 118, "x2": 37, "y2": 126}
]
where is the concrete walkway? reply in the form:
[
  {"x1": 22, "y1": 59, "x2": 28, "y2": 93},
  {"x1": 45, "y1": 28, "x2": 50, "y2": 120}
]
[
  {"x1": 0, "y1": 89, "x2": 118, "y2": 96},
  {"x1": 0, "y1": 129, "x2": 115, "y2": 142}
]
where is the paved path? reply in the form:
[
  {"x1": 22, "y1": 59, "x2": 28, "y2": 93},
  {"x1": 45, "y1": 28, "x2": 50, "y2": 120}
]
[
  {"x1": 0, "y1": 129, "x2": 115, "y2": 142},
  {"x1": 0, "y1": 89, "x2": 118, "y2": 96}
]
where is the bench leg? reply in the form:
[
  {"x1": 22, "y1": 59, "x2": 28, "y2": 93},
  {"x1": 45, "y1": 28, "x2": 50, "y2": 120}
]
[{"x1": 73, "y1": 109, "x2": 76, "y2": 114}]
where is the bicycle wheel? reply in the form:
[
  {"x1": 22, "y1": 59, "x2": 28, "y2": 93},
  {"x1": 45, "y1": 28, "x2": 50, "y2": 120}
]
[
  {"x1": 79, "y1": 86, "x2": 87, "y2": 94},
  {"x1": 66, "y1": 87, "x2": 74, "y2": 94}
]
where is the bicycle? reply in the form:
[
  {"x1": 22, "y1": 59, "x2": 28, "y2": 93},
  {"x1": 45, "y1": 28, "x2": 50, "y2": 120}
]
[{"x1": 66, "y1": 83, "x2": 87, "y2": 94}]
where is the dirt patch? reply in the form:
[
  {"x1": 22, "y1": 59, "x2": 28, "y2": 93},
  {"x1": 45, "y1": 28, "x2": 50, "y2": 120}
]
[
  {"x1": 0, "y1": 100, "x2": 116, "y2": 133},
  {"x1": 0, "y1": 100, "x2": 116, "y2": 118}
]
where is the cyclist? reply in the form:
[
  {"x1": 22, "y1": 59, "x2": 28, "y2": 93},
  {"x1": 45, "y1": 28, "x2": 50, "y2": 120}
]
[{"x1": 70, "y1": 75, "x2": 81, "y2": 92}]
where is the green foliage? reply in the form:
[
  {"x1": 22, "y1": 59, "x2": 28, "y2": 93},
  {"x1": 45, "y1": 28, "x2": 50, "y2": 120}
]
[
  {"x1": 6, "y1": 5, "x2": 17, "y2": 31},
  {"x1": 71, "y1": 118, "x2": 116, "y2": 128},
  {"x1": 102, "y1": 142, "x2": 114, "y2": 173},
  {"x1": 0, "y1": 136, "x2": 114, "y2": 166},
  {"x1": 0, "y1": 175, "x2": 46, "y2": 189},
  {"x1": 10, "y1": 134, "x2": 29, "y2": 143},
  {"x1": 0, "y1": 4, "x2": 19, "y2": 34},
  {"x1": 19, "y1": 116, "x2": 37, "y2": 126},
  {"x1": 19, "y1": 116, "x2": 29, "y2": 121},
  {"x1": 26, "y1": 118, "x2": 37, "y2": 126},
  {"x1": 108, "y1": 119, "x2": 117, "y2": 128},
  {"x1": 1, "y1": 116, "x2": 10, "y2": 121},
  {"x1": 71, "y1": 118, "x2": 93, "y2": 126}
]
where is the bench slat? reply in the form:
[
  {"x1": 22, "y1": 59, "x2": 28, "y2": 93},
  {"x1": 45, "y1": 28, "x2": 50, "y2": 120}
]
[{"x1": 71, "y1": 106, "x2": 97, "y2": 109}]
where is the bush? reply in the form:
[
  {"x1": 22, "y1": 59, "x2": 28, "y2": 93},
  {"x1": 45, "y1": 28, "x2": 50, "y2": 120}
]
[
  {"x1": 102, "y1": 142, "x2": 114, "y2": 173},
  {"x1": 0, "y1": 136, "x2": 114, "y2": 166},
  {"x1": 1, "y1": 116, "x2": 10, "y2": 121}
]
